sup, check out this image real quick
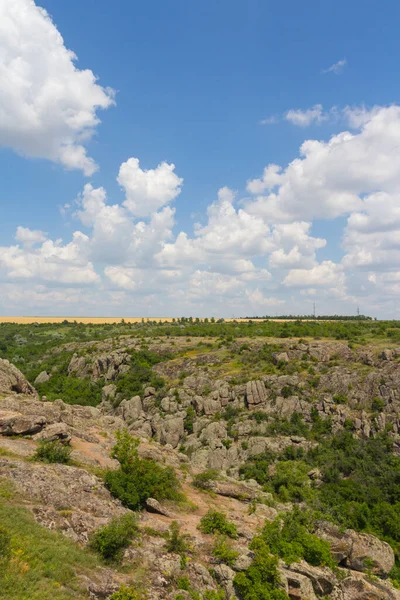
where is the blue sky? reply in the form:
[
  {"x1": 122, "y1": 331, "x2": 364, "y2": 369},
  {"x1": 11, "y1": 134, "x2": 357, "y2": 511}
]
[{"x1": 1, "y1": 0, "x2": 400, "y2": 317}]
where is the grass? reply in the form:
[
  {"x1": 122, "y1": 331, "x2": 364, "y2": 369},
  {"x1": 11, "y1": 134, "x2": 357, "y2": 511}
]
[{"x1": 0, "y1": 479, "x2": 104, "y2": 600}]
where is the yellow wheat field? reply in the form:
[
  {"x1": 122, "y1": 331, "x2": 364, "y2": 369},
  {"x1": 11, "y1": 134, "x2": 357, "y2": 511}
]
[{"x1": 0, "y1": 316, "x2": 318, "y2": 324}]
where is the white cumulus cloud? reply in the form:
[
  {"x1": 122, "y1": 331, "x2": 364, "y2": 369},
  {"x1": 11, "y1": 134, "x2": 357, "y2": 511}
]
[
  {"x1": 118, "y1": 158, "x2": 183, "y2": 218},
  {"x1": 0, "y1": 0, "x2": 114, "y2": 175}
]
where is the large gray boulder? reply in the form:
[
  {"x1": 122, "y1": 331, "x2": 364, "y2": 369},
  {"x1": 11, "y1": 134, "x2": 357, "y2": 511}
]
[
  {"x1": 316, "y1": 521, "x2": 395, "y2": 575},
  {"x1": 246, "y1": 380, "x2": 268, "y2": 407},
  {"x1": 0, "y1": 410, "x2": 46, "y2": 435},
  {"x1": 0, "y1": 359, "x2": 36, "y2": 395}
]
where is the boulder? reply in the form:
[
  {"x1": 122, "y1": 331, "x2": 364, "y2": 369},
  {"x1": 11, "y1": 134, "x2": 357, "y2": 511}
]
[
  {"x1": 0, "y1": 359, "x2": 36, "y2": 395},
  {"x1": 145, "y1": 497, "x2": 173, "y2": 518},
  {"x1": 338, "y1": 572, "x2": 400, "y2": 599},
  {"x1": 34, "y1": 422, "x2": 71, "y2": 444},
  {"x1": 0, "y1": 410, "x2": 46, "y2": 435},
  {"x1": 213, "y1": 564, "x2": 237, "y2": 599},
  {"x1": 154, "y1": 416, "x2": 184, "y2": 448},
  {"x1": 246, "y1": 380, "x2": 268, "y2": 407},
  {"x1": 116, "y1": 396, "x2": 143, "y2": 422},
  {"x1": 346, "y1": 530, "x2": 394, "y2": 575},
  {"x1": 101, "y1": 384, "x2": 116, "y2": 402},
  {"x1": 280, "y1": 568, "x2": 318, "y2": 600},
  {"x1": 67, "y1": 355, "x2": 89, "y2": 379},
  {"x1": 286, "y1": 560, "x2": 337, "y2": 596},
  {"x1": 316, "y1": 522, "x2": 395, "y2": 575},
  {"x1": 34, "y1": 371, "x2": 51, "y2": 385},
  {"x1": 273, "y1": 352, "x2": 290, "y2": 364}
]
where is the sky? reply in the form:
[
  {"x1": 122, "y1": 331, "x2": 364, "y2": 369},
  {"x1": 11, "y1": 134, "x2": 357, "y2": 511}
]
[{"x1": 1, "y1": 0, "x2": 400, "y2": 318}]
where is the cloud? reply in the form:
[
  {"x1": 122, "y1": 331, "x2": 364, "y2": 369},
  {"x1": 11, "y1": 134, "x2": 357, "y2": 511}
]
[
  {"x1": 15, "y1": 226, "x2": 47, "y2": 247},
  {"x1": 246, "y1": 105, "x2": 400, "y2": 221},
  {"x1": 0, "y1": 0, "x2": 114, "y2": 175},
  {"x1": 118, "y1": 158, "x2": 183, "y2": 218},
  {"x1": 0, "y1": 232, "x2": 99, "y2": 285},
  {"x1": 322, "y1": 58, "x2": 347, "y2": 74},
  {"x1": 5, "y1": 104, "x2": 400, "y2": 317},
  {"x1": 285, "y1": 104, "x2": 326, "y2": 127},
  {"x1": 260, "y1": 116, "x2": 278, "y2": 125},
  {"x1": 283, "y1": 261, "x2": 345, "y2": 289}
]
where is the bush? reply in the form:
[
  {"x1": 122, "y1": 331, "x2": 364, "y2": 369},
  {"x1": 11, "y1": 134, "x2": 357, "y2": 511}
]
[
  {"x1": 371, "y1": 397, "x2": 385, "y2": 412},
  {"x1": 192, "y1": 469, "x2": 219, "y2": 490},
  {"x1": 34, "y1": 440, "x2": 72, "y2": 464},
  {"x1": 0, "y1": 526, "x2": 11, "y2": 563},
  {"x1": 233, "y1": 538, "x2": 289, "y2": 600},
  {"x1": 114, "y1": 350, "x2": 166, "y2": 401},
  {"x1": 104, "y1": 430, "x2": 183, "y2": 511},
  {"x1": 89, "y1": 513, "x2": 138, "y2": 561},
  {"x1": 261, "y1": 510, "x2": 333, "y2": 568},
  {"x1": 198, "y1": 510, "x2": 237, "y2": 538},
  {"x1": 110, "y1": 586, "x2": 147, "y2": 600},
  {"x1": 332, "y1": 394, "x2": 348, "y2": 405},
  {"x1": 265, "y1": 460, "x2": 315, "y2": 503},
  {"x1": 212, "y1": 536, "x2": 239, "y2": 567},
  {"x1": 184, "y1": 406, "x2": 196, "y2": 434},
  {"x1": 165, "y1": 521, "x2": 190, "y2": 555}
]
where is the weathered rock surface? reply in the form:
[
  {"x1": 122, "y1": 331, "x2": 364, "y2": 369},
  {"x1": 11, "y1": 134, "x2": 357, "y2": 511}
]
[
  {"x1": 145, "y1": 497, "x2": 173, "y2": 517},
  {"x1": 0, "y1": 410, "x2": 46, "y2": 435},
  {"x1": 316, "y1": 521, "x2": 395, "y2": 575},
  {"x1": 0, "y1": 358, "x2": 36, "y2": 395},
  {"x1": 34, "y1": 370, "x2": 51, "y2": 385},
  {"x1": 0, "y1": 458, "x2": 126, "y2": 543}
]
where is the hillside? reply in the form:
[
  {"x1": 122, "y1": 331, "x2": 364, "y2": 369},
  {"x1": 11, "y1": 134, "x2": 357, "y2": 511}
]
[{"x1": 1, "y1": 320, "x2": 400, "y2": 599}]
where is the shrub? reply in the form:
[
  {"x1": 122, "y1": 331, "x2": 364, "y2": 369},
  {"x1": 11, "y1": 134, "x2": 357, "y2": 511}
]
[
  {"x1": 104, "y1": 430, "x2": 183, "y2": 510},
  {"x1": 34, "y1": 440, "x2": 72, "y2": 464},
  {"x1": 261, "y1": 510, "x2": 333, "y2": 568},
  {"x1": 165, "y1": 521, "x2": 190, "y2": 555},
  {"x1": 371, "y1": 397, "x2": 385, "y2": 412},
  {"x1": 212, "y1": 535, "x2": 239, "y2": 567},
  {"x1": 192, "y1": 469, "x2": 219, "y2": 490},
  {"x1": 198, "y1": 510, "x2": 237, "y2": 538},
  {"x1": 0, "y1": 526, "x2": 11, "y2": 563},
  {"x1": 266, "y1": 460, "x2": 314, "y2": 503},
  {"x1": 233, "y1": 538, "x2": 289, "y2": 600},
  {"x1": 110, "y1": 586, "x2": 147, "y2": 600},
  {"x1": 89, "y1": 513, "x2": 138, "y2": 561},
  {"x1": 184, "y1": 406, "x2": 196, "y2": 434},
  {"x1": 332, "y1": 394, "x2": 348, "y2": 405}
]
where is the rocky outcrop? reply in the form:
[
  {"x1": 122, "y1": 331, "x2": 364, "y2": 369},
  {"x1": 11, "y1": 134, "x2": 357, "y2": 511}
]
[
  {"x1": 145, "y1": 497, "x2": 173, "y2": 517},
  {"x1": 0, "y1": 458, "x2": 126, "y2": 543},
  {"x1": 34, "y1": 370, "x2": 51, "y2": 385},
  {"x1": 34, "y1": 422, "x2": 71, "y2": 444},
  {"x1": 246, "y1": 380, "x2": 268, "y2": 407},
  {"x1": 0, "y1": 359, "x2": 36, "y2": 395},
  {"x1": 0, "y1": 410, "x2": 46, "y2": 435},
  {"x1": 316, "y1": 521, "x2": 395, "y2": 575}
]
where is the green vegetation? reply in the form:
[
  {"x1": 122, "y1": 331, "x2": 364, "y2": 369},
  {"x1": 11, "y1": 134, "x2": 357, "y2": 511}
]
[
  {"x1": 262, "y1": 509, "x2": 334, "y2": 567},
  {"x1": 110, "y1": 586, "x2": 147, "y2": 600},
  {"x1": 0, "y1": 526, "x2": 11, "y2": 563},
  {"x1": 35, "y1": 372, "x2": 103, "y2": 406},
  {"x1": 192, "y1": 469, "x2": 219, "y2": 490},
  {"x1": 212, "y1": 535, "x2": 239, "y2": 566},
  {"x1": 0, "y1": 479, "x2": 102, "y2": 599},
  {"x1": 114, "y1": 349, "x2": 167, "y2": 402},
  {"x1": 198, "y1": 510, "x2": 237, "y2": 538},
  {"x1": 89, "y1": 513, "x2": 138, "y2": 561},
  {"x1": 34, "y1": 439, "x2": 72, "y2": 464},
  {"x1": 164, "y1": 521, "x2": 190, "y2": 556},
  {"x1": 241, "y1": 430, "x2": 400, "y2": 560},
  {"x1": 233, "y1": 538, "x2": 289, "y2": 600},
  {"x1": 104, "y1": 430, "x2": 183, "y2": 511}
]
